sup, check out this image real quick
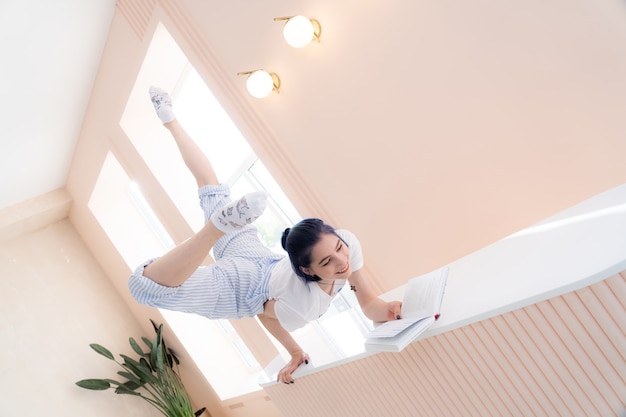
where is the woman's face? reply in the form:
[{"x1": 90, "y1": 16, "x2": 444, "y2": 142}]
[{"x1": 300, "y1": 233, "x2": 351, "y2": 280}]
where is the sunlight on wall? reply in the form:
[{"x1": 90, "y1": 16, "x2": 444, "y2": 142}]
[{"x1": 88, "y1": 152, "x2": 166, "y2": 268}]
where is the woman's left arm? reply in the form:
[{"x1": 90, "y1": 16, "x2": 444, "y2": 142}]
[{"x1": 348, "y1": 269, "x2": 402, "y2": 322}]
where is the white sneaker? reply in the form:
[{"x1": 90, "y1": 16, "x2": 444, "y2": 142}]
[{"x1": 149, "y1": 86, "x2": 175, "y2": 123}]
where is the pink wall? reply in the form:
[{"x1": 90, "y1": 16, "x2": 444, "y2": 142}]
[
  {"x1": 66, "y1": 0, "x2": 626, "y2": 416},
  {"x1": 71, "y1": 0, "x2": 626, "y2": 290},
  {"x1": 161, "y1": 0, "x2": 626, "y2": 289}
]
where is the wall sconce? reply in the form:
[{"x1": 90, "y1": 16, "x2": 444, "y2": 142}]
[
  {"x1": 274, "y1": 15, "x2": 321, "y2": 48},
  {"x1": 237, "y1": 70, "x2": 281, "y2": 98}
]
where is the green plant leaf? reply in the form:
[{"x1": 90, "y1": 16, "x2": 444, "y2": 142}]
[
  {"x1": 116, "y1": 379, "x2": 142, "y2": 392},
  {"x1": 141, "y1": 336, "x2": 153, "y2": 350},
  {"x1": 104, "y1": 378, "x2": 124, "y2": 387},
  {"x1": 129, "y1": 337, "x2": 145, "y2": 356},
  {"x1": 89, "y1": 343, "x2": 114, "y2": 360},
  {"x1": 156, "y1": 340, "x2": 165, "y2": 372},
  {"x1": 125, "y1": 380, "x2": 142, "y2": 391},
  {"x1": 79, "y1": 321, "x2": 197, "y2": 417},
  {"x1": 139, "y1": 357, "x2": 154, "y2": 373},
  {"x1": 168, "y1": 349, "x2": 180, "y2": 366},
  {"x1": 121, "y1": 354, "x2": 158, "y2": 384},
  {"x1": 118, "y1": 370, "x2": 142, "y2": 385},
  {"x1": 76, "y1": 379, "x2": 111, "y2": 390},
  {"x1": 150, "y1": 334, "x2": 159, "y2": 370},
  {"x1": 115, "y1": 383, "x2": 142, "y2": 396}
]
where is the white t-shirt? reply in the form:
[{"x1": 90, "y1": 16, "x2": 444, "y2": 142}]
[{"x1": 267, "y1": 229, "x2": 364, "y2": 331}]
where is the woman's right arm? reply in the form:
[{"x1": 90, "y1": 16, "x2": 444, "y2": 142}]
[{"x1": 257, "y1": 300, "x2": 309, "y2": 384}]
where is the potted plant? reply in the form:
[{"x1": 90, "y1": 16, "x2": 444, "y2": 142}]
[{"x1": 76, "y1": 320, "x2": 205, "y2": 417}]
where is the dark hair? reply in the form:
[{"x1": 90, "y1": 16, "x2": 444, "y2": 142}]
[{"x1": 281, "y1": 218, "x2": 338, "y2": 283}]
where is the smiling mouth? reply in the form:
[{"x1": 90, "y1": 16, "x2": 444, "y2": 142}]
[{"x1": 337, "y1": 264, "x2": 349, "y2": 274}]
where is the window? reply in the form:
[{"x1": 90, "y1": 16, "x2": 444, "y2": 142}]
[
  {"x1": 116, "y1": 24, "x2": 304, "y2": 398},
  {"x1": 89, "y1": 23, "x2": 374, "y2": 400},
  {"x1": 154, "y1": 68, "x2": 304, "y2": 399},
  {"x1": 88, "y1": 152, "x2": 168, "y2": 268}
]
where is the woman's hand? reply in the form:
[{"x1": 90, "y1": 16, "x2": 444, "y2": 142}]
[
  {"x1": 277, "y1": 350, "x2": 310, "y2": 384},
  {"x1": 386, "y1": 300, "x2": 403, "y2": 320},
  {"x1": 258, "y1": 301, "x2": 310, "y2": 384},
  {"x1": 349, "y1": 270, "x2": 404, "y2": 322}
]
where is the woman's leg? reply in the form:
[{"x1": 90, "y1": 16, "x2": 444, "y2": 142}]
[
  {"x1": 164, "y1": 119, "x2": 219, "y2": 188},
  {"x1": 143, "y1": 220, "x2": 224, "y2": 287},
  {"x1": 150, "y1": 86, "x2": 218, "y2": 187},
  {"x1": 141, "y1": 87, "x2": 266, "y2": 287},
  {"x1": 142, "y1": 87, "x2": 222, "y2": 286}
]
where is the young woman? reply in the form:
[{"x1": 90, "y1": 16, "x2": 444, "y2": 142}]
[{"x1": 129, "y1": 87, "x2": 402, "y2": 384}]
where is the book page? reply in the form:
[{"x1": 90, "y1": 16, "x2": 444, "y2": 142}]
[
  {"x1": 364, "y1": 267, "x2": 449, "y2": 351},
  {"x1": 366, "y1": 267, "x2": 448, "y2": 340},
  {"x1": 366, "y1": 309, "x2": 431, "y2": 338},
  {"x1": 402, "y1": 266, "x2": 448, "y2": 315}
]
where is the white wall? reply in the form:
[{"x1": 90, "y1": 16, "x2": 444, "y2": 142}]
[{"x1": 0, "y1": 201, "x2": 161, "y2": 417}]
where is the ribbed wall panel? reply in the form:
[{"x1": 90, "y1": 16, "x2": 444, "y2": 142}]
[
  {"x1": 116, "y1": 0, "x2": 156, "y2": 40},
  {"x1": 264, "y1": 272, "x2": 626, "y2": 417}
]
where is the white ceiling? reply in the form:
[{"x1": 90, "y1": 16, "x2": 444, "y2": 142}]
[
  {"x1": 0, "y1": 0, "x2": 116, "y2": 210},
  {"x1": 3, "y1": 0, "x2": 626, "y2": 235}
]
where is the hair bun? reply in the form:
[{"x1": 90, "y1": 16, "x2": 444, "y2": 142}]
[{"x1": 281, "y1": 228, "x2": 291, "y2": 250}]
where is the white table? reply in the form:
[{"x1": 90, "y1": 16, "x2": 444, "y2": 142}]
[{"x1": 260, "y1": 183, "x2": 626, "y2": 386}]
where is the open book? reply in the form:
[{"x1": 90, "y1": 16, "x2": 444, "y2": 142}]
[{"x1": 364, "y1": 266, "x2": 449, "y2": 353}]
